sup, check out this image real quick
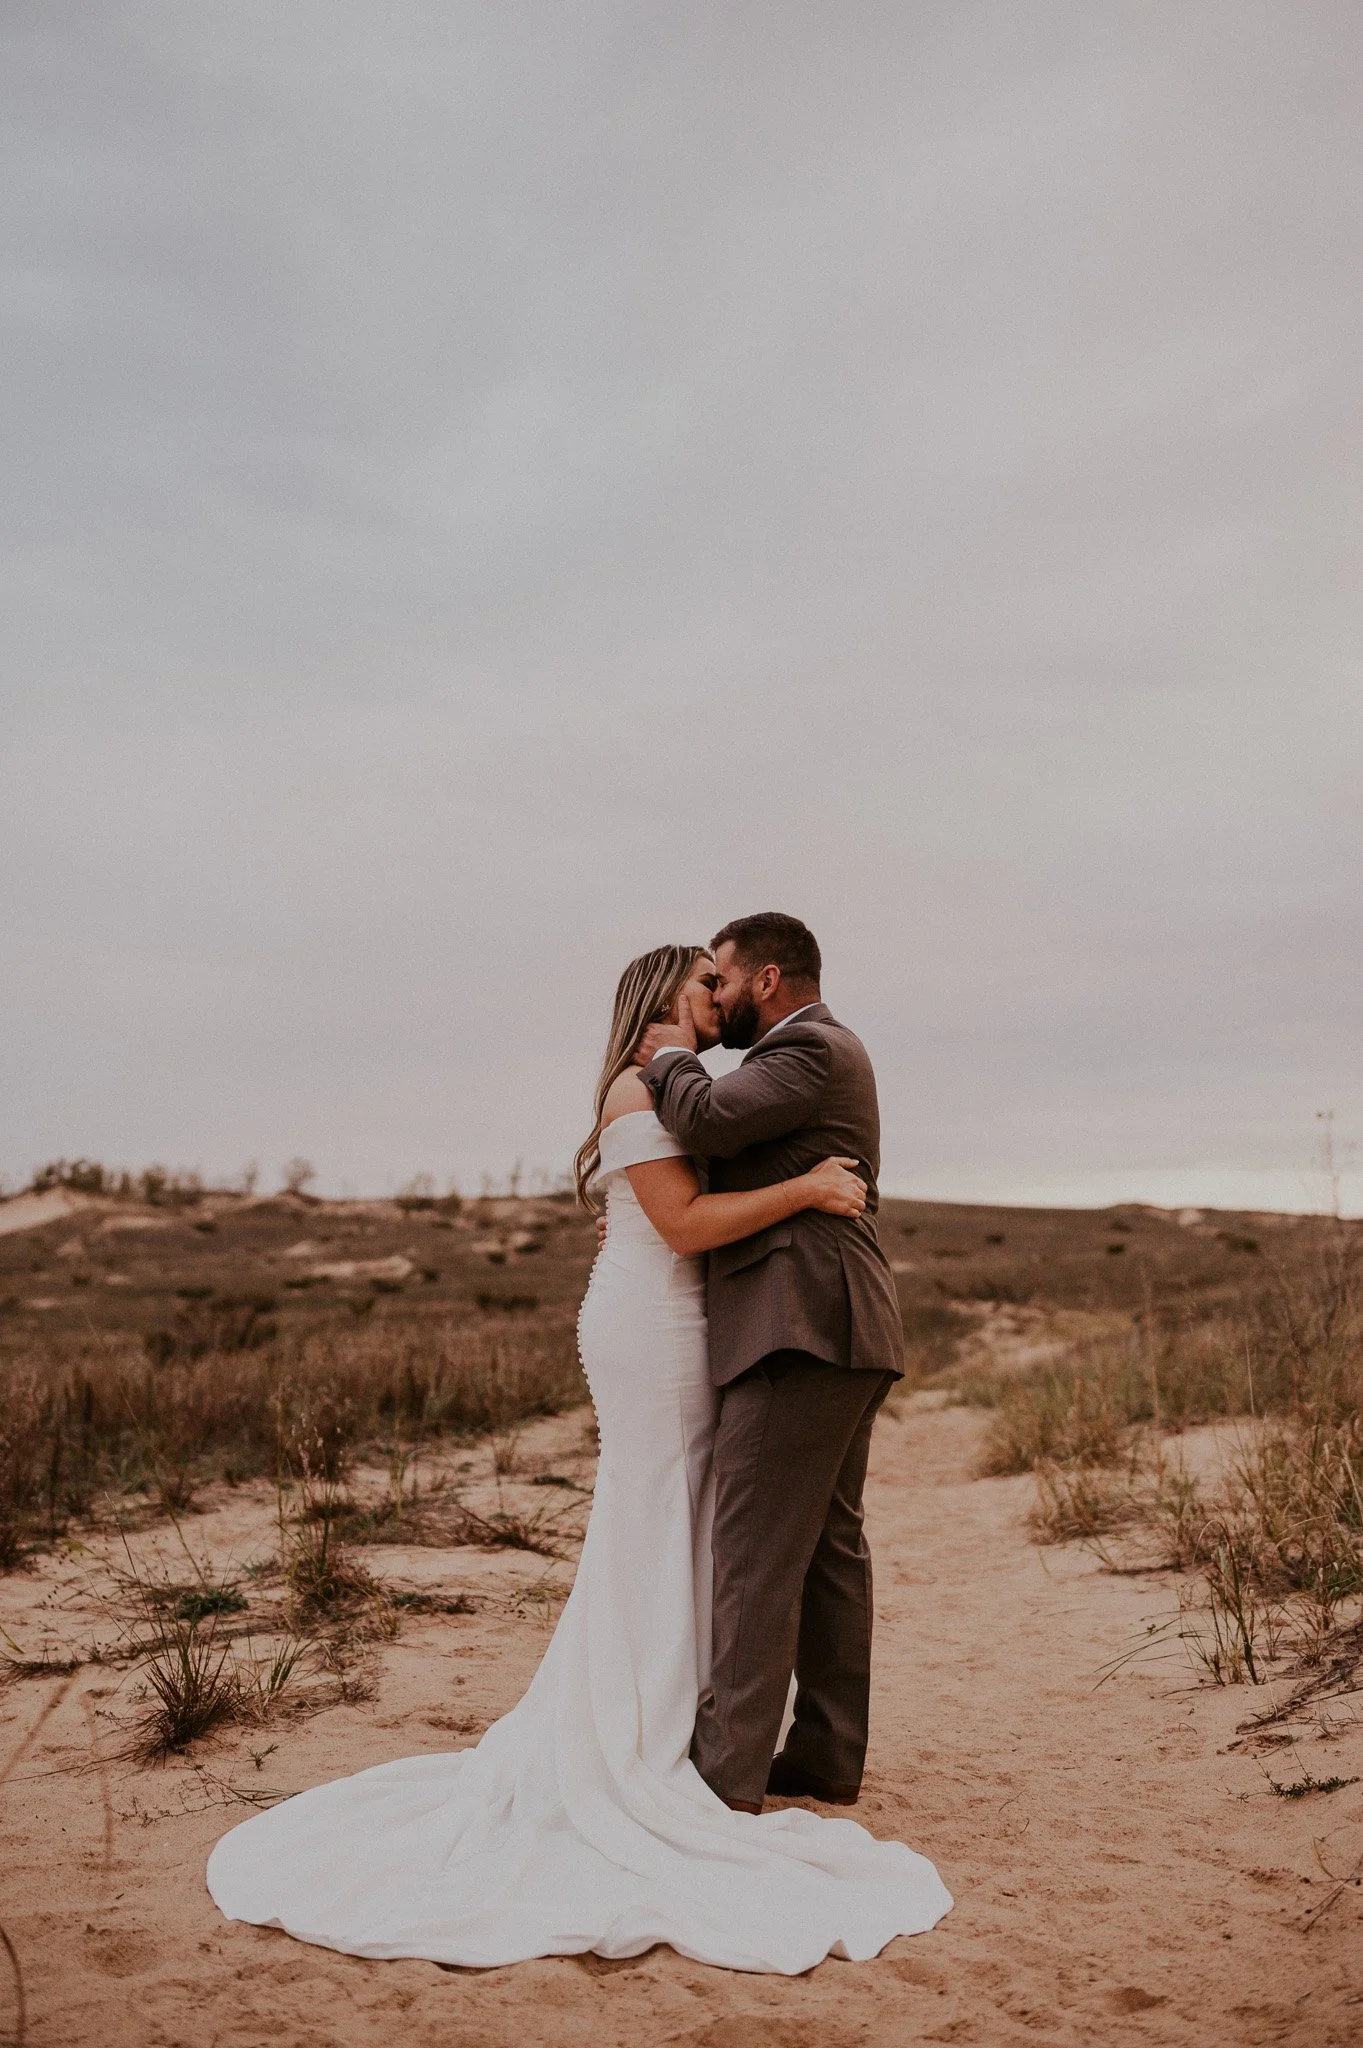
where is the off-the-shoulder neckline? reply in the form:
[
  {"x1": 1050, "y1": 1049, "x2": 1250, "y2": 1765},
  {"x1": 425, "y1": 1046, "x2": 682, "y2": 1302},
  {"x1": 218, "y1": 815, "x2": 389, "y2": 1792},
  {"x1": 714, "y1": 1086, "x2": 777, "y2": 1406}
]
[{"x1": 601, "y1": 1107, "x2": 660, "y2": 1131}]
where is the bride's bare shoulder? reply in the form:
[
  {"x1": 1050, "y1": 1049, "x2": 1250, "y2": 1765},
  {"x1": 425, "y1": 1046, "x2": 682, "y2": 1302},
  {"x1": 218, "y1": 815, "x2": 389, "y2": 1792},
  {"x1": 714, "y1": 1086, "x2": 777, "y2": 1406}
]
[{"x1": 601, "y1": 1071, "x2": 653, "y2": 1125}]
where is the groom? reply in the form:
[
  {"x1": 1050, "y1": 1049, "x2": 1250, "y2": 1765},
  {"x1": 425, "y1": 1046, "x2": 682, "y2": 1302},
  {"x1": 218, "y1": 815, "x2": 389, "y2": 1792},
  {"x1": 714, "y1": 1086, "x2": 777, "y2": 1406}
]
[{"x1": 635, "y1": 912, "x2": 903, "y2": 1815}]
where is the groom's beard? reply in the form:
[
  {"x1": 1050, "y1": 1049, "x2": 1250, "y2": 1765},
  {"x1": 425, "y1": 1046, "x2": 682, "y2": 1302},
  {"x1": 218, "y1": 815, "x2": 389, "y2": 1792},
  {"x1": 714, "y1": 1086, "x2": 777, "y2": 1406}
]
[{"x1": 718, "y1": 988, "x2": 761, "y2": 1049}]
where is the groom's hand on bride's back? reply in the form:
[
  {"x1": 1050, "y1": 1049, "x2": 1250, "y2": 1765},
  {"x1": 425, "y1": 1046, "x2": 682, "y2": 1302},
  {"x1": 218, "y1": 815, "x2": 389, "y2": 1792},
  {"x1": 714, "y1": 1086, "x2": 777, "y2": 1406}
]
[{"x1": 633, "y1": 995, "x2": 698, "y2": 1067}]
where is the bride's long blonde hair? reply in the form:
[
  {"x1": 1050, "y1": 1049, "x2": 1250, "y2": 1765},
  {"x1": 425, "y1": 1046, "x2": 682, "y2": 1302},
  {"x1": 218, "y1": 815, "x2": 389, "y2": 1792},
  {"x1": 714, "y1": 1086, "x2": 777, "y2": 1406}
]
[{"x1": 573, "y1": 943, "x2": 709, "y2": 1212}]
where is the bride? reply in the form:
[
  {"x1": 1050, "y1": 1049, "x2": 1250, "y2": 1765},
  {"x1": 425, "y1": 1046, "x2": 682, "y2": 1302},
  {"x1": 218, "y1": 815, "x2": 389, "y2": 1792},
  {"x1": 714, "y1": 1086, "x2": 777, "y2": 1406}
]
[{"x1": 207, "y1": 944, "x2": 951, "y2": 1973}]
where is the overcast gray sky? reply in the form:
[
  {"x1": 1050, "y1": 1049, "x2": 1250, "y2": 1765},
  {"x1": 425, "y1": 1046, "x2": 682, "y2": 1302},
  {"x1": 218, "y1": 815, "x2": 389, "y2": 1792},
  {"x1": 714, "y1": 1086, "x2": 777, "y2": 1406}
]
[{"x1": 3, "y1": 2, "x2": 1360, "y2": 1211}]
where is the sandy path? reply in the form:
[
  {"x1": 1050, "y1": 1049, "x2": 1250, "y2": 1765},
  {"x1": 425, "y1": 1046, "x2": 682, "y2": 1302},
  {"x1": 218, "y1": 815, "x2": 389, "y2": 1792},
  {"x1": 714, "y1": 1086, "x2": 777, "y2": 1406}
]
[{"x1": 3, "y1": 1396, "x2": 1361, "y2": 2047}]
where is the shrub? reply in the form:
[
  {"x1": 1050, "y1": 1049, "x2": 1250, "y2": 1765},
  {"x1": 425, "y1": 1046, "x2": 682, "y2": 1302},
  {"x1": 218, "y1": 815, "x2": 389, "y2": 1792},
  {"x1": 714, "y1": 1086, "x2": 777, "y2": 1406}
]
[
  {"x1": 30, "y1": 1159, "x2": 110, "y2": 1195},
  {"x1": 280, "y1": 1158, "x2": 317, "y2": 1196}
]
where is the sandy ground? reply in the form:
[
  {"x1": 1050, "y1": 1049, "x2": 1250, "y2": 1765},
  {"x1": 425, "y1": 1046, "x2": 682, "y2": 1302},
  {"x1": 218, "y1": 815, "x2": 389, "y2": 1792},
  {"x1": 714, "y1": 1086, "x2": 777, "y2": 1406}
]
[{"x1": 3, "y1": 1395, "x2": 1361, "y2": 2048}]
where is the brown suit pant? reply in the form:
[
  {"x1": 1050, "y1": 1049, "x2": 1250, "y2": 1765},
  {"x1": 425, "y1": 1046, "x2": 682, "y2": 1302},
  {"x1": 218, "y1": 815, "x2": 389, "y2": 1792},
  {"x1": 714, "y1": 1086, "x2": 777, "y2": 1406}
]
[{"x1": 691, "y1": 1351, "x2": 894, "y2": 1807}]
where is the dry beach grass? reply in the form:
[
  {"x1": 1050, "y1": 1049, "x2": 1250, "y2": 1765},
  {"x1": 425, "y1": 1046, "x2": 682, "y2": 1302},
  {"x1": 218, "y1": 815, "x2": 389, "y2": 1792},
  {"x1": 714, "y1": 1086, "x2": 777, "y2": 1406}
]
[
  {"x1": 2, "y1": 1178, "x2": 1361, "y2": 2042},
  {"x1": 959, "y1": 1229, "x2": 1363, "y2": 1698}
]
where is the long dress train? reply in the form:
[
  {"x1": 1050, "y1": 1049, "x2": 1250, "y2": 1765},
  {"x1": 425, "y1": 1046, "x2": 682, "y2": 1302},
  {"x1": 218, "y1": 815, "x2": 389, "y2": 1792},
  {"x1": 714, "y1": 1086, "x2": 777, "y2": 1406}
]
[{"x1": 206, "y1": 1111, "x2": 952, "y2": 1973}]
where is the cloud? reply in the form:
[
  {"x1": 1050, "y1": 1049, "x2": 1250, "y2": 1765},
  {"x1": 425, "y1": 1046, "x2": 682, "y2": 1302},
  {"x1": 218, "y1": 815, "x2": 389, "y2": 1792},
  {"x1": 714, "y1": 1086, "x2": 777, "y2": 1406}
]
[{"x1": 2, "y1": 2, "x2": 1360, "y2": 1208}]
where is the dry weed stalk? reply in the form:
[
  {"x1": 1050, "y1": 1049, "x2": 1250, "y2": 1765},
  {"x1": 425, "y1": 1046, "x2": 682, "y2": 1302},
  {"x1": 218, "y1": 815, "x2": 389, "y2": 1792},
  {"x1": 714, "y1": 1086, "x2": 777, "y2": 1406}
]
[
  {"x1": 274, "y1": 1398, "x2": 385, "y2": 1630},
  {"x1": 444, "y1": 1495, "x2": 579, "y2": 1558},
  {"x1": 0, "y1": 1919, "x2": 25, "y2": 2048},
  {"x1": 490, "y1": 1423, "x2": 524, "y2": 1478}
]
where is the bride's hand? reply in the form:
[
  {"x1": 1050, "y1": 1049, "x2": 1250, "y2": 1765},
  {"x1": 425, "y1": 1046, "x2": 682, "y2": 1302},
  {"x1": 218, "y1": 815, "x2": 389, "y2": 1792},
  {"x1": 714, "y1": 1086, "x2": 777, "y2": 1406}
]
[
  {"x1": 798, "y1": 1157, "x2": 868, "y2": 1218},
  {"x1": 633, "y1": 993, "x2": 699, "y2": 1067}
]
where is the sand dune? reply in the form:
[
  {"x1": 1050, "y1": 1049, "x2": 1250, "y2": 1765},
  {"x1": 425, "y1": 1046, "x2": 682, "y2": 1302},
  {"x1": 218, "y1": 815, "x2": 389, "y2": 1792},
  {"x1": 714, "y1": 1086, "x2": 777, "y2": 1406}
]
[
  {"x1": 0, "y1": 1188, "x2": 95, "y2": 1237},
  {"x1": 3, "y1": 1395, "x2": 1360, "y2": 2047}
]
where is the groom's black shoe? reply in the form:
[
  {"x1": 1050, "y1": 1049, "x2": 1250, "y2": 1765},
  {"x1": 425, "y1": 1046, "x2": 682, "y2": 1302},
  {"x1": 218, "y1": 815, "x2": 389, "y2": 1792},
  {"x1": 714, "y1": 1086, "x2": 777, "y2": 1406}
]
[{"x1": 765, "y1": 1755, "x2": 860, "y2": 1807}]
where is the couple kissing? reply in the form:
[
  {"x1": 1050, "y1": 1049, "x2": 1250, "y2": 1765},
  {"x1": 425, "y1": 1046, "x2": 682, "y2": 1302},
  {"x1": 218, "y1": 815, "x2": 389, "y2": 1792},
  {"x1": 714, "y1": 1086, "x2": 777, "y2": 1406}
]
[{"x1": 208, "y1": 913, "x2": 951, "y2": 1974}]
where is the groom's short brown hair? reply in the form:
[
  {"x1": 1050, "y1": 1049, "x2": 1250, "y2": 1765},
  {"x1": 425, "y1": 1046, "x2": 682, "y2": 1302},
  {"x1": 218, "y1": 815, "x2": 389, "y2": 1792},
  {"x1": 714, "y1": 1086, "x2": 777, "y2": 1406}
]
[{"x1": 710, "y1": 912, "x2": 822, "y2": 990}]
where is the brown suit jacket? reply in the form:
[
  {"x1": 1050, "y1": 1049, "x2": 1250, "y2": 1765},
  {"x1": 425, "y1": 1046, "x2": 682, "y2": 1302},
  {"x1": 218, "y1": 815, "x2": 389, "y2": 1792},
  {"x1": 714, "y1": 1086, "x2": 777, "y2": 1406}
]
[{"x1": 644, "y1": 1004, "x2": 904, "y2": 1388}]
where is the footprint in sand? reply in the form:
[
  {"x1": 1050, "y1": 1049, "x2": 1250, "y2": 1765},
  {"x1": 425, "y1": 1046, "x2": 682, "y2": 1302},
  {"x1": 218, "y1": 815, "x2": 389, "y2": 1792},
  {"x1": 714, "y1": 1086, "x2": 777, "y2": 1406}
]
[
  {"x1": 1104, "y1": 1985, "x2": 1167, "y2": 2014},
  {"x1": 82, "y1": 1927, "x2": 160, "y2": 1978}
]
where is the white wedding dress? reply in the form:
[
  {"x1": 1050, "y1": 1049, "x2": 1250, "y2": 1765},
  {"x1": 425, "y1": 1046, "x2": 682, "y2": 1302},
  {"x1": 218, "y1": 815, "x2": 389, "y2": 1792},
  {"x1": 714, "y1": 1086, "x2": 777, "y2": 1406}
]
[{"x1": 207, "y1": 1111, "x2": 951, "y2": 1972}]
